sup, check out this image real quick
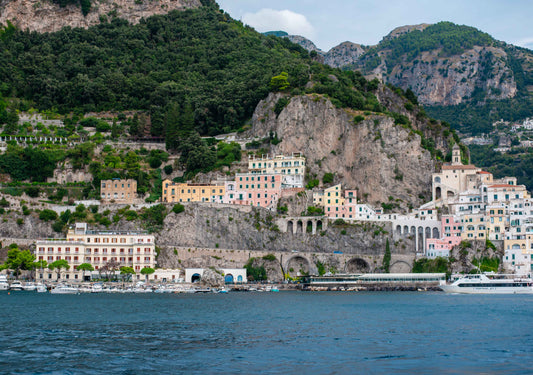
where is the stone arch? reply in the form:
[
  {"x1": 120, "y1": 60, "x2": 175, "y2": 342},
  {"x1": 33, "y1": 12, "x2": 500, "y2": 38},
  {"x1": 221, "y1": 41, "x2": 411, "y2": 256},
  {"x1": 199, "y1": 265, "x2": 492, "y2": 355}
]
[
  {"x1": 389, "y1": 261, "x2": 411, "y2": 273},
  {"x1": 435, "y1": 186, "x2": 442, "y2": 200},
  {"x1": 512, "y1": 244, "x2": 520, "y2": 250},
  {"x1": 296, "y1": 220, "x2": 303, "y2": 234},
  {"x1": 191, "y1": 273, "x2": 201, "y2": 283},
  {"x1": 306, "y1": 220, "x2": 313, "y2": 233},
  {"x1": 447, "y1": 191, "x2": 455, "y2": 199},
  {"x1": 433, "y1": 227, "x2": 440, "y2": 239},
  {"x1": 237, "y1": 275, "x2": 243, "y2": 283},
  {"x1": 425, "y1": 227, "x2": 432, "y2": 239},
  {"x1": 404, "y1": 225, "x2": 409, "y2": 235},
  {"x1": 286, "y1": 256, "x2": 310, "y2": 277},
  {"x1": 287, "y1": 221, "x2": 294, "y2": 234},
  {"x1": 345, "y1": 257, "x2": 370, "y2": 273},
  {"x1": 396, "y1": 225, "x2": 402, "y2": 235},
  {"x1": 410, "y1": 226, "x2": 416, "y2": 236},
  {"x1": 317, "y1": 220, "x2": 323, "y2": 231}
]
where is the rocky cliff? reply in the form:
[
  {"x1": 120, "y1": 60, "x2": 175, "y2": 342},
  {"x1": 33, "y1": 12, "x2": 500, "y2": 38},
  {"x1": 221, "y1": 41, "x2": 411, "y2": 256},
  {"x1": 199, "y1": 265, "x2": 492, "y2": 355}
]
[
  {"x1": 324, "y1": 42, "x2": 366, "y2": 68},
  {"x1": 364, "y1": 45, "x2": 517, "y2": 105},
  {"x1": 0, "y1": 0, "x2": 201, "y2": 32},
  {"x1": 250, "y1": 89, "x2": 448, "y2": 209}
]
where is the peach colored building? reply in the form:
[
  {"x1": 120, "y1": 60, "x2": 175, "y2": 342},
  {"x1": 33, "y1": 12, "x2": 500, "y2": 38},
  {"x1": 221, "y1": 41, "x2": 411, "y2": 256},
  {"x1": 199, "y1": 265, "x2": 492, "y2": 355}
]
[{"x1": 101, "y1": 178, "x2": 137, "y2": 203}]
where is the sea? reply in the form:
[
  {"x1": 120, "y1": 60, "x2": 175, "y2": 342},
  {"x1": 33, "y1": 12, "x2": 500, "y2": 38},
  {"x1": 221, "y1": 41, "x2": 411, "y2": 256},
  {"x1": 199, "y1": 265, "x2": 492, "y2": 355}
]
[{"x1": 1, "y1": 291, "x2": 532, "y2": 374}]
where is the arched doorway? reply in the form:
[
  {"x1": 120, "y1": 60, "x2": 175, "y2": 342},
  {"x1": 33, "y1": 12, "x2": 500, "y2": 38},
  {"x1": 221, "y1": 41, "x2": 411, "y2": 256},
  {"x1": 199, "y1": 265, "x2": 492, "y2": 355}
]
[
  {"x1": 224, "y1": 274, "x2": 234, "y2": 284},
  {"x1": 306, "y1": 221, "x2": 313, "y2": 233},
  {"x1": 191, "y1": 273, "x2": 201, "y2": 283},
  {"x1": 237, "y1": 275, "x2": 243, "y2": 283},
  {"x1": 432, "y1": 227, "x2": 440, "y2": 238},
  {"x1": 317, "y1": 220, "x2": 323, "y2": 231},
  {"x1": 435, "y1": 186, "x2": 442, "y2": 200},
  {"x1": 296, "y1": 220, "x2": 303, "y2": 233}
]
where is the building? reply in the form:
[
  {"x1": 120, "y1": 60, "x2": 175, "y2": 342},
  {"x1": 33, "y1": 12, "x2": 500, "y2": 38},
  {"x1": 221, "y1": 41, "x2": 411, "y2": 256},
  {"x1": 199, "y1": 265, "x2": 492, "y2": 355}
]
[
  {"x1": 431, "y1": 145, "x2": 481, "y2": 205},
  {"x1": 248, "y1": 153, "x2": 306, "y2": 188},
  {"x1": 425, "y1": 215, "x2": 463, "y2": 258},
  {"x1": 101, "y1": 178, "x2": 137, "y2": 203},
  {"x1": 185, "y1": 268, "x2": 247, "y2": 284},
  {"x1": 35, "y1": 223, "x2": 156, "y2": 281},
  {"x1": 223, "y1": 173, "x2": 283, "y2": 209},
  {"x1": 161, "y1": 180, "x2": 225, "y2": 203}
]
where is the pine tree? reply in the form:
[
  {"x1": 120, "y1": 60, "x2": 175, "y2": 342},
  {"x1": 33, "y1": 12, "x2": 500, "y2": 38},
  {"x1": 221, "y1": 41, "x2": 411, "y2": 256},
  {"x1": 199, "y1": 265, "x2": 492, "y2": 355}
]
[{"x1": 383, "y1": 238, "x2": 391, "y2": 273}]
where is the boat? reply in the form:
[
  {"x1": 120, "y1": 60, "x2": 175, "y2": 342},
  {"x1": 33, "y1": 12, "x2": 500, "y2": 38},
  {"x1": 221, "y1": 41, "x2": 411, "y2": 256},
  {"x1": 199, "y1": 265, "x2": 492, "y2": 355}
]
[
  {"x1": 22, "y1": 282, "x2": 37, "y2": 291},
  {"x1": 50, "y1": 285, "x2": 79, "y2": 294},
  {"x1": 0, "y1": 275, "x2": 9, "y2": 291},
  {"x1": 9, "y1": 281, "x2": 24, "y2": 291},
  {"x1": 440, "y1": 274, "x2": 533, "y2": 294},
  {"x1": 36, "y1": 283, "x2": 47, "y2": 293}
]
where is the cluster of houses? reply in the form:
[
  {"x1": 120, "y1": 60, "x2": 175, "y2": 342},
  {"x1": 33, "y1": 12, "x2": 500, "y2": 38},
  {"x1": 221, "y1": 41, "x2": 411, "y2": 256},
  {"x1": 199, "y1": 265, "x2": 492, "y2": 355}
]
[
  {"x1": 161, "y1": 153, "x2": 306, "y2": 209},
  {"x1": 50, "y1": 146, "x2": 533, "y2": 278}
]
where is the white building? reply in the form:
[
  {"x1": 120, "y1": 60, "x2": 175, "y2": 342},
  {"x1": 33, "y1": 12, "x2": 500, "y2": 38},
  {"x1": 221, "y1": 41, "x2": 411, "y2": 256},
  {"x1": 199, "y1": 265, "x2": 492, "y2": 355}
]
[
  {"x1": 185, "y1": 268, "x2": 247, "y2": 284},
  {"x1": 35, "y1": 223, "x2": 156, "y2": 281}
]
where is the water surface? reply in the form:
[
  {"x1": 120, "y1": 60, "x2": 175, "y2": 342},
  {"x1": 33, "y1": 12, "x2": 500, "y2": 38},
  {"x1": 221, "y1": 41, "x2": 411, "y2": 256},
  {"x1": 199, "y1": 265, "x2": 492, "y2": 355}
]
[{"x1": 1, "y1": 291, "x2": 531, "y2": 374}]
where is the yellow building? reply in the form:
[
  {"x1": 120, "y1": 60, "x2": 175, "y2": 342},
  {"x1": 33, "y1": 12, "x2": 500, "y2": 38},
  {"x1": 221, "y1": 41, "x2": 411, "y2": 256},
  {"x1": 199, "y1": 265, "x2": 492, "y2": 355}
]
[
  {"x1": 162, "y1": 179, "x2": 225, "y2": 203},
  {"x1": 460, "y1": 213, "x2": 487, "y2": 240}
]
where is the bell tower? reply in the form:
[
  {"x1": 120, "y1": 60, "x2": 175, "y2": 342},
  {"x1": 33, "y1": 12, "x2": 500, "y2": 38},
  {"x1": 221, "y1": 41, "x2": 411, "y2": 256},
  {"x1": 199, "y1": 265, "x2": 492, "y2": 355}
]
[{"x1": 452, "y1": 144, "x2": 461, "y2": 166}]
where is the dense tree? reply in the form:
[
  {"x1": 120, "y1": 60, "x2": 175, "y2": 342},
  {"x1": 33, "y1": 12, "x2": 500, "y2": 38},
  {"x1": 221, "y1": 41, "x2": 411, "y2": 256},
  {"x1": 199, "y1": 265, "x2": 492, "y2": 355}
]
[
  {"x1": 49, "y1": 259, "x2": 70, "y2": 280},
  {"x1": 1, "y1": 247, "x2": 36, "y2": 278}
]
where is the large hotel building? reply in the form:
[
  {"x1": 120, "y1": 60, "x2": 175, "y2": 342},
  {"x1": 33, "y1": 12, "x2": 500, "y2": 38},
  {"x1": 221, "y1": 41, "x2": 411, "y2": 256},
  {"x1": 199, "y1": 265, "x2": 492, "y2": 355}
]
[{"x1": 35, "y1": 223, "x2": 156, "y2": 281}]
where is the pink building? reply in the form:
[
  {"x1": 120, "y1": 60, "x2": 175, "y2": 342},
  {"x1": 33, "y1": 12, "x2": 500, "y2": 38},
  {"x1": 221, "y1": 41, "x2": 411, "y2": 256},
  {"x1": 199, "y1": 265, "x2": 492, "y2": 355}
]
[
  {"x1": 426, "y1": 215, "x2": 463, "y2": 258},
  {"x1": 224, "y1": 173, "x2": 282, "y2": 209}
]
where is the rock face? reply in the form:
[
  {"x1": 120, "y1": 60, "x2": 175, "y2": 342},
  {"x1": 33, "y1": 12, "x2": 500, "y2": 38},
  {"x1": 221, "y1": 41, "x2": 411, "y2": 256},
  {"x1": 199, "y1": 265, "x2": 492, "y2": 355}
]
[
  {"x1": 324, "y1": 42, "x2": 366, "y2": 68},
  {"x1": 286, "y1": 35, "x2": 321, "y2": 53},
  {"x1": 0, "y1": 0, "x2": 201, "y2": 33},
  {"x1": 382, "y1": 24, "x2": 430, "y2": 42},
  {"x1": 250, "y1": 91, "x2": 441, "y2": 208},
  {"x1": 367, "y1": 46, "x2": 517, "y2": 106},
  {"x1": 156, "y1": 204, "x2": 406, "y2": 257}
]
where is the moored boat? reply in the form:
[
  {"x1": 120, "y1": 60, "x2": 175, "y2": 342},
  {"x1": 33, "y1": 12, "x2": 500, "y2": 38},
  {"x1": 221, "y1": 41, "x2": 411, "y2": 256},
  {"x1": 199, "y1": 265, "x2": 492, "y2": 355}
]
[
  {"x1": 22, "y1": 282, "x2": 37, "y2": 291},
  {"x1": 36, "y1": 283, "x2": 47, "y2": 293},
  {"x1": 50, "y1": 285, "x2": 79, "y2": 294},
  {"x1": 9, "y1": 281, "x2": 24, "y2": 291},
  {"x1": 0, "y1": 275, "x2": 9, "y2": 291},
  {"x1": 440, "y1": 274, "x2": 533, "y2": 294}
]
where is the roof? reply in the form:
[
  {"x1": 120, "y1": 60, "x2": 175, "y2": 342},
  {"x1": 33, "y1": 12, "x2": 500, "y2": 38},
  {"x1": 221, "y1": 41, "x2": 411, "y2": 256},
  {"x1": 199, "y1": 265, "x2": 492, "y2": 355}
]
[
  {"x1": 477, "y1": 171, "x2": 491, "y2": 175},
  {"x1": 441, "y1": 165, "x2": 479, "y2": 170},
  {"x1": 488, "y1": 184, "x2": 518, "y2": 188}
]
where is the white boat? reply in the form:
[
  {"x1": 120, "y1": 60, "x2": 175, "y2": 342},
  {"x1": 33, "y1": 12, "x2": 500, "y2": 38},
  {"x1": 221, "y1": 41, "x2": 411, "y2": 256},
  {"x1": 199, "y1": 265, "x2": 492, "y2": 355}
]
[
  {"x1": 22, "y1": 282, "x2": 37, "y2": 291},
  {"x1": 440, "y1": 274, "x2": 533, "y2": 294},
  {"x1": 36, "y1": 283, "x2": 47, "y2": 293},
  {"x1": 50, "y1": 285, "x2": 79, "y2": 294},
  {"x1": 0, "y1": 275, "x2": 9, "y2": 291},
  {"x1": 9, "y1": 281, "x2": 24, "y2": 291},
  {"x1": 91, "y1": 283, "x2": 104, "y2": 293}
]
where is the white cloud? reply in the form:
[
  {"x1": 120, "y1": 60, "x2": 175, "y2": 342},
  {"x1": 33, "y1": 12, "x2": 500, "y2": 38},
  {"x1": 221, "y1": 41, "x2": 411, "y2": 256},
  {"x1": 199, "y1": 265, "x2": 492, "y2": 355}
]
[
  {"x1": 514, "y1": 36, "x2": 533, "y2": 49},
  {"x1": 242, "y1": 8, "x2": 315, "y2": 38}
]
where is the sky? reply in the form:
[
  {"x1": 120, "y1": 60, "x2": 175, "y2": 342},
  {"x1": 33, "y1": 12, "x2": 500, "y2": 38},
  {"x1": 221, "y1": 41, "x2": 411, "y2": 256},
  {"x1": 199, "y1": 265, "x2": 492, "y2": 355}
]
[{"x1": 217, "y1": 0, "x2": 533, "y2": 51}]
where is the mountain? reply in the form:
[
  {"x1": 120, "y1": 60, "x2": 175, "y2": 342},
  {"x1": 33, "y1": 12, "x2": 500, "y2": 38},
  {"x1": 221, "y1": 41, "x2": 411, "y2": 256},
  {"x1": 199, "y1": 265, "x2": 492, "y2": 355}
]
[
  {"x1": 277, "y1": 22, "x2": 533, "y2": 135},
  {"x1": 0, "y1": 0, "x2": 204, "y2": 33}
]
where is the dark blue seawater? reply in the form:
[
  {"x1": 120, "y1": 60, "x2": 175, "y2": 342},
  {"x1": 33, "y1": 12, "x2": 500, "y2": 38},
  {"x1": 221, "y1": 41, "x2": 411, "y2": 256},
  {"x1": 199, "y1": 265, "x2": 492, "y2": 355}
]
[{"x1": 0, "y1": 291, "x2": 532, "y2": 374}]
